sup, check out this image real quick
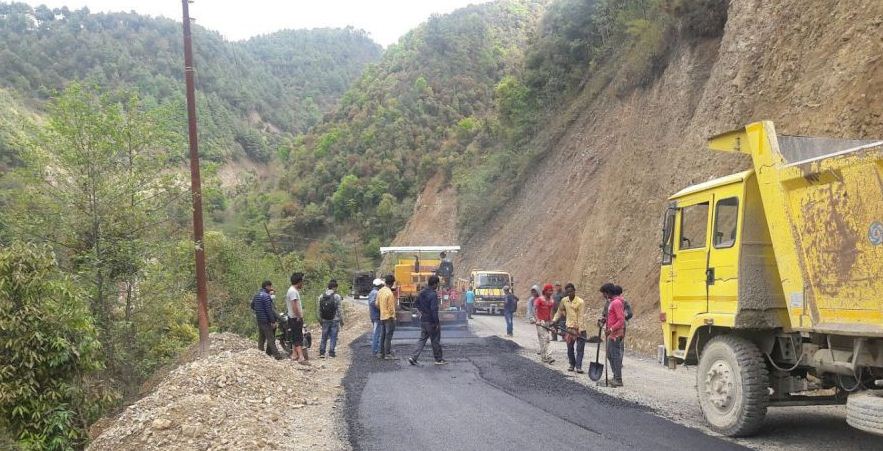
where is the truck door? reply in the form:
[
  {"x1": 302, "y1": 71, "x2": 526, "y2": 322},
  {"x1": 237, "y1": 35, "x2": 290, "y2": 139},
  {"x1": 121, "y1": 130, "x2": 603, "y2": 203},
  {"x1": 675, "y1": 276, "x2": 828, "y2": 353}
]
[
  {"x1": 671, "y1": 194, "x2": 713, "y2": 325},
  {"x1": 707, "y1": 190, "x2": 742, "y2": 315}
]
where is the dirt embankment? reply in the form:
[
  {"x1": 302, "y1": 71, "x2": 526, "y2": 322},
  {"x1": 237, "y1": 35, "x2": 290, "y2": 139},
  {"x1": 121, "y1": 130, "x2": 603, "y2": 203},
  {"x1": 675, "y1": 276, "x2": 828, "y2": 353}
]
[
  {"x1": 394, "y1": 0, "x2": 883, "y2": 352},
  {"x1": 89, "y1": 305, "x2": 369, "y2": 451}
]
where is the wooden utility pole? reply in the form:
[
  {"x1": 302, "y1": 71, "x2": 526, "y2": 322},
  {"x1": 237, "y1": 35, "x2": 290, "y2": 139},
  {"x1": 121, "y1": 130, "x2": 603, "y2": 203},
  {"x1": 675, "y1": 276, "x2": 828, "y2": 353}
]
[{"x1": 182, "y1": 0, "x2": 210, "y2": 355}]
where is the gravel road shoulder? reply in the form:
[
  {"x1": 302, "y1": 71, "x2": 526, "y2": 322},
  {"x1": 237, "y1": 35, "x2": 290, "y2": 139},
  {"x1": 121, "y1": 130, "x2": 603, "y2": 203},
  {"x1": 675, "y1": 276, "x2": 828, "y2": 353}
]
[{"x1": 88, "y1": 303, "x2": 369, "y2": 451}]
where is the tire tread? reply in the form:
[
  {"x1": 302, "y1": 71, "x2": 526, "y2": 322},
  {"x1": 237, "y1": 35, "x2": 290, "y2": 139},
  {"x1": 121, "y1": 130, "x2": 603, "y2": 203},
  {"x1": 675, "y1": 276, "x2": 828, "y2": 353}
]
[
  {"x1": 847, "y1": 391, "x2": 883, "y2": 435},
  {"x1": 698, "y1": 335, "x2": 769, "y2": 437}
]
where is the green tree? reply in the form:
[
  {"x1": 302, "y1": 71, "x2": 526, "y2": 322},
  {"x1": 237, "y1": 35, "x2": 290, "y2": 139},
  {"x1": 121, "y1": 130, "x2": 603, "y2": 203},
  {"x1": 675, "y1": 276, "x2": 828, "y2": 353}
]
[
  {"x1": 2, "y1": 84, "x2": 185, "y2": 381},
  {"x1": 331, "y1": 174, "x2": 362, "y2": 219},
  {"x1": 0, "y1": 242, "x2": 114, "y2": 450}
]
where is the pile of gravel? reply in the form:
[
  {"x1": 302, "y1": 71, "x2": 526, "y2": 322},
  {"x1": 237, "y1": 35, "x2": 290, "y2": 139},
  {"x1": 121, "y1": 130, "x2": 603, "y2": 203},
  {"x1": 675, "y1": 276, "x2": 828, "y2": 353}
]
[{"x1": 88, "y1": 332, "x2": 347, "y2": 451}]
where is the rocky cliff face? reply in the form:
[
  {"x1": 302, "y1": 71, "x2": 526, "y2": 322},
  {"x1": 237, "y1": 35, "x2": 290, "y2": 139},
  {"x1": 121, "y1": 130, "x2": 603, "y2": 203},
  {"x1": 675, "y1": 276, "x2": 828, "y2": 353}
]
[{"x1": 393, "y1": 0, "x2": 883, "y2": 350}]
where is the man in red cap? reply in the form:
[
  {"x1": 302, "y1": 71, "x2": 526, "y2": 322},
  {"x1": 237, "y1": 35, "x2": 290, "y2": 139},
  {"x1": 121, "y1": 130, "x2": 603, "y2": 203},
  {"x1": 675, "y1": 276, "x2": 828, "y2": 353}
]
[{"x1": 534, "y1": 284, "x2": 556, "y2": 364}]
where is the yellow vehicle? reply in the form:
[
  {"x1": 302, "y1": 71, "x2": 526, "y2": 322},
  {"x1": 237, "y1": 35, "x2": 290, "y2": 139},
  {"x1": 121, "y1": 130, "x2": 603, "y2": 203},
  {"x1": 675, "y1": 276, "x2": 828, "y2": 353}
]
[
  {"x1": 660, "y1": 121, "x2": 883, "y2": 436},
  {"x1": 379, "y1": 246, "x2": 467, "y2": 328},
  {"x1": 468, "y1": 270, "x2": 512, "y2": 315}
]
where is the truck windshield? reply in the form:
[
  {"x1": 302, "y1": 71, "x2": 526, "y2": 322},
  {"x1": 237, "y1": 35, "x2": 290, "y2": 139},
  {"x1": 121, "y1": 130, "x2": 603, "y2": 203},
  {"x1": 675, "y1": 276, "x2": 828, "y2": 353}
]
[{"x1": 477, "y1": 274, "x2": 509, "y2": 288}]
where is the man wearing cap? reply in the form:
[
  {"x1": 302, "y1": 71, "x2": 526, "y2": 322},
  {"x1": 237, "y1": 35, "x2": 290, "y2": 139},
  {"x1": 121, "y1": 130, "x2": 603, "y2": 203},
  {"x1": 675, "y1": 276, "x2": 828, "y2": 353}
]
[
  {"x1": 367, "y1": 278, "x2": 384, "y2": 357},
  {"x1": 535, "y1": 284, "x2": 556, "y2": 364},
  {"x1": 552, "y1": 283, "x2": 586, "y2": 372},
  {"x1": 503, "y1": 285, "x2": 518, "y2": 337}
]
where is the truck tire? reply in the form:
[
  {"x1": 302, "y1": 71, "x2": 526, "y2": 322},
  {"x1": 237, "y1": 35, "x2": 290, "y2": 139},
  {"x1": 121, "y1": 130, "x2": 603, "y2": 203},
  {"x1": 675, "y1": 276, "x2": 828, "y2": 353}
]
[
  {"x1": 696, "y1": 335, "x2": 769, "y2": 437},
  {"x1": 847, "y1": 390, "x2": 883, "y2": 436}
]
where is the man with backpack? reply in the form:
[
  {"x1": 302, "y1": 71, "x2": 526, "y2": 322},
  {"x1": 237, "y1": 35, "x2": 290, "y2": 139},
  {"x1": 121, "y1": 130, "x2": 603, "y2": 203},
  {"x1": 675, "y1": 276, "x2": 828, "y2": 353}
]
[
  {"x1": 598, "y1": 284, "x2": 633, "y2": 332},
  {"x1": 605, "y1": 285, "x2": 628, "y2": 387},
  {"x1": 317, "y1": 279, "x2": 344, "y2": 358},
  {"x1": 408, "y1": 275, "x2": 447, "y2": 366},
  {"x1": 251, "y1": 280, "x2": 283, "y2": 359},
  {"x1": 368, "y1": 278, "x2": 384, "y2": 357}
]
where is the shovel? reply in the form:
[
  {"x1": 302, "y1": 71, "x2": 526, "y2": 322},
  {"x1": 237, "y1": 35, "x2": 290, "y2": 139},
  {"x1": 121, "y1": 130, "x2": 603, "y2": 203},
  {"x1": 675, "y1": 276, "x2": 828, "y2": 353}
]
[{"x1": 588, "y1": 324, "x2": 604, "y2": 382}]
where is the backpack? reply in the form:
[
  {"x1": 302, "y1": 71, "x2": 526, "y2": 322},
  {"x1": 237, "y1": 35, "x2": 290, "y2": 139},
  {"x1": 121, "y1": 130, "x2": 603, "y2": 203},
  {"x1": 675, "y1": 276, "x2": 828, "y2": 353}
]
[
  {"x1": 319, "y1": 293, "x2": 338, "y2": 320},
  {"x1": 623, "y1": 299, "x2": 633, "y2": 321}
]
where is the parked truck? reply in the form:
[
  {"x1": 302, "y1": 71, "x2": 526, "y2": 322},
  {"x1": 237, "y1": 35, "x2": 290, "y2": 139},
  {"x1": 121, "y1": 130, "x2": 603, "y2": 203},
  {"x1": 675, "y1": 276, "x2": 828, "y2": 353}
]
[
  {"x1": 350, "y1": 270, "x2": 375, "y2": 299},
  {"x1": 468, "y1": 270, "x2": 512, "y2": 315},
  {"x1": 659, "y1": 121, "x2": 883, "y2": 436}
]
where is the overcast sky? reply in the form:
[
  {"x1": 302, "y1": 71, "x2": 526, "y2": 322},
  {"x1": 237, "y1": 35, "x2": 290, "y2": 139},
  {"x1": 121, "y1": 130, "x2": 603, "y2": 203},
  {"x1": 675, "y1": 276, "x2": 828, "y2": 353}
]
[{"x1": 21, "y1": 0, "x2": 493, "y2": 46}]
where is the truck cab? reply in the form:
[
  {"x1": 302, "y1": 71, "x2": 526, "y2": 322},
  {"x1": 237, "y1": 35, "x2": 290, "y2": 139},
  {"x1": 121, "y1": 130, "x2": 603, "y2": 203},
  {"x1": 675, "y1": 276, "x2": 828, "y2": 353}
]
[{"x1": 469, "y1": 270, "x2": 511, "y2": 315}]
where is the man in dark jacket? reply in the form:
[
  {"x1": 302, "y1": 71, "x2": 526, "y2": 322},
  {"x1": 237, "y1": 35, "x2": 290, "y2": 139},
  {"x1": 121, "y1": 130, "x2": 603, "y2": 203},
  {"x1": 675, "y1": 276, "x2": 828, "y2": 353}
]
[
  {"x1": 251, "y1": 280, "x2": 282, "y2": 359},
  {"x1": 551, "y1": 282, "x2": 564, "y2": 341},
  {"x1": 408, "y1": 275, "x2": 447, "y2": 365},
  {"x1": 503, "y1": 285, "x2": 518, "y2": 337}
]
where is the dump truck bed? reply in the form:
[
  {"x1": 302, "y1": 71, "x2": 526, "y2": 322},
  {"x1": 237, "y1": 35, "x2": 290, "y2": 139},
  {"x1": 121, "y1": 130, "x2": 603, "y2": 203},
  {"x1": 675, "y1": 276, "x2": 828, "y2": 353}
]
[{"x1": 709, "y1": 121, "x2": 883, "y2": 336}]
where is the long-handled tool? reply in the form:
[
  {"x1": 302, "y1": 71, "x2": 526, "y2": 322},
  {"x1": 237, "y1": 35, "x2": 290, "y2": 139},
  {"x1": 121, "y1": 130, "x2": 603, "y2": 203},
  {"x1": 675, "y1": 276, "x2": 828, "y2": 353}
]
[
  {"x1": 603, "y1": 330, "x2": 609, "y2": 386},
  {"x1": 535, "y1": 323, "x2": 600, "y2": 343},
  {"x1": 588, "y1": 324, "x2": 605, "y2": 382}
]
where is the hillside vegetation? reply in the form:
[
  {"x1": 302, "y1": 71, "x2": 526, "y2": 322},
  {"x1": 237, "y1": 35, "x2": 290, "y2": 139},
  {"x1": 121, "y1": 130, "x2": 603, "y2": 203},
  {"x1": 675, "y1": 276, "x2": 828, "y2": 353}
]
[
  {"x1": 393, "y1": 0, "x2": 883, "y2": 353},
  {"x1": 0, "y1": 2, "x2": 381, "y2": 161},
  {"x1": 0, "y1": 3, "x2": 381, "y2": 449},
  {"x1": 267, "y1": 0, "x2": 547, "y2": 252}
]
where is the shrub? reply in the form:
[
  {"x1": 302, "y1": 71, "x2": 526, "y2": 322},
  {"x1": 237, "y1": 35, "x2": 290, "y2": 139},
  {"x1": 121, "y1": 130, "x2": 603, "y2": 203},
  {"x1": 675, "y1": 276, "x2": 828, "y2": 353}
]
[{"x1": 0, "y1": 243, "x2": 114, "y2": 450}]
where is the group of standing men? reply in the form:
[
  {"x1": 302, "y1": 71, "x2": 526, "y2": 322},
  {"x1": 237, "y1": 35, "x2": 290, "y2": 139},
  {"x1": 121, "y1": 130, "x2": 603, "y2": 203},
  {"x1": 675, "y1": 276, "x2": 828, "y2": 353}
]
[
  {"x1": 367, "y1": 274, "x2": 449, "y2": 365},
  {"x1": 250, "y1": 272, "x2": 346, "y2": 364},
  {"x1": 252, "y1": 270, "x2": 625, "y2": 386},
  {"x1": 520, "y1": 282, "x2": 628, "y2": 387},
  {"x1": 367, "y1": 274, "x2": 399, "y2": 360}
]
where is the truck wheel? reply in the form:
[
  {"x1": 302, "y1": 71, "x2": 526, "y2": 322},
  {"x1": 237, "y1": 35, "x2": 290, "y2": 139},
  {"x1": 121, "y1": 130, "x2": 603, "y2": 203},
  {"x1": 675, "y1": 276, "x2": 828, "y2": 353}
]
[
  {"x1": 696, "y1": 335, "x2": 769, "y2": 437},
  {"x1": 847, "y1": 390, "x2": 883, "y2": 436}
]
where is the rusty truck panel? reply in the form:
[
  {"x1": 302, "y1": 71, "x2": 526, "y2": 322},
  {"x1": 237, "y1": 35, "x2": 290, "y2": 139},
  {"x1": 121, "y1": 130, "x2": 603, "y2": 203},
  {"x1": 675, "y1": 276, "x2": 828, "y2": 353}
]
[{"x1": 709, "y1": 121, "x2": 883, "y2": 336}]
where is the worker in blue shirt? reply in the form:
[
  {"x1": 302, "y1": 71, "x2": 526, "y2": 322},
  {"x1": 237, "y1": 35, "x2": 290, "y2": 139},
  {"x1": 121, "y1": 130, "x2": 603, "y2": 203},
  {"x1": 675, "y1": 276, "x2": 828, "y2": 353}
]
[{"x1": 465, "y1": 285, "x2": 475, "y2": 319}]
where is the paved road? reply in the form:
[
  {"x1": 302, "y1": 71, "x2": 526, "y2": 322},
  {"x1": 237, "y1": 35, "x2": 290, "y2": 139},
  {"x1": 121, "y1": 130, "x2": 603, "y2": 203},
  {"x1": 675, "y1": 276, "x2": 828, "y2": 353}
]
[{"x1": 342, "y1": 323, "x2": 748, "y2": 451}]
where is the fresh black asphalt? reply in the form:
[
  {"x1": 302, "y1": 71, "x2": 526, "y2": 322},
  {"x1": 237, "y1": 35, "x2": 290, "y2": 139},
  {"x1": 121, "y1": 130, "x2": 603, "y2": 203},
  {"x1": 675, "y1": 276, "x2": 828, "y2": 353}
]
[{"x1": 342, "y1": 329, "x2": 748, "y2": 451}]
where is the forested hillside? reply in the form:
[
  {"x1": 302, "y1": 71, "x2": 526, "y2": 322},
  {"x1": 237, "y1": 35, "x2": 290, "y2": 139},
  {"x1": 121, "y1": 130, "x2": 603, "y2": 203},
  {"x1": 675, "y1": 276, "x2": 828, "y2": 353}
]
[
  {"x1": 393, "y1": 0, "x2": 883, "y2": 353},
  {"x1": 0, "y1": 2, "x2": 382, "y2": 161},
  {"x1": 268, "y1": 0, "x2": 547, "y2": 253},
  {"x1": 0, "y1": 3, "x2": 383, "y2": 448}
]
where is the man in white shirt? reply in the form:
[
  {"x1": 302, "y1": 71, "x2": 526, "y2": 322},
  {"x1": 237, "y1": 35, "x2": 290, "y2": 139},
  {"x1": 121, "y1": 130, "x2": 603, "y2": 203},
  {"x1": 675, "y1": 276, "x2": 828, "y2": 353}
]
[{"x1": 286, "y1": 272, "x2": 307, "y2": 363}]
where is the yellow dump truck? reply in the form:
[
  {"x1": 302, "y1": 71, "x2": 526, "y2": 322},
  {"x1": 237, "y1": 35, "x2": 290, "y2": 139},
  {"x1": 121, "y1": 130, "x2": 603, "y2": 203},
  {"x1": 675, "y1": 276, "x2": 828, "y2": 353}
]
[
  {"x1": 468, "y1": 270, "x2": 512, "y2": 315},
  {"x1": 659, "y1": 121, "x2": 883, "y2": 436}
]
